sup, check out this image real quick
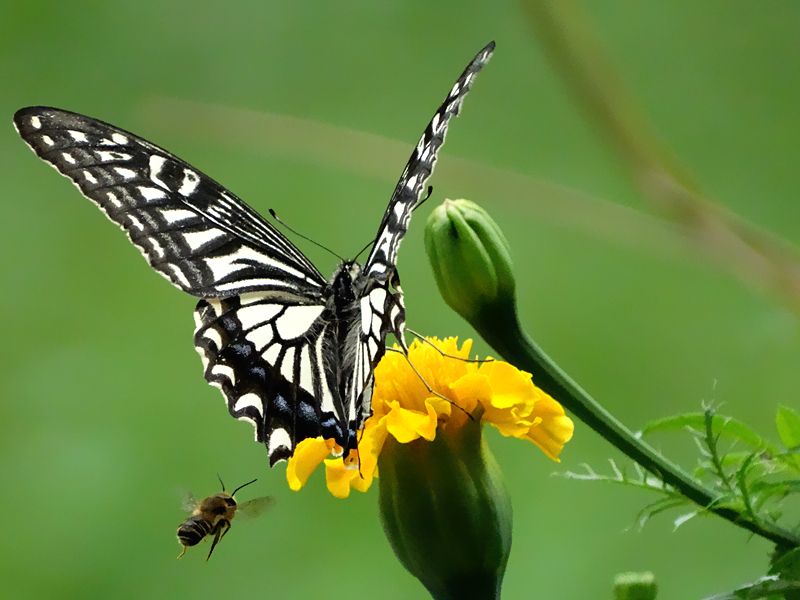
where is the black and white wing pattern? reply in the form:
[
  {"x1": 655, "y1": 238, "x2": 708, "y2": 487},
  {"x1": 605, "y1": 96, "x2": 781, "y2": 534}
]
[
  {"x1": 13, "y1": 107, "x2": 326, "y2": 299},
  {"x1": 365, "y1": 41, "x2": 495, "y2": 281},
  {"x1": 347, "y1": 42, "x2": 496, "y2": 435},
  {"x1": 13, "y1": 42, "x2": 496, "y2": 467},
  {"x1": 13, "y1": 107, "x2": 335, "y2": 465},
  {"x1": 193, "y1": 295, "x2": 341, "y2": 465}
]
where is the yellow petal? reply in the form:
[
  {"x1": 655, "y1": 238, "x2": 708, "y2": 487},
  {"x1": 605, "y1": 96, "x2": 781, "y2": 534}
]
[
  {"x1": 524, "y1": 395, "x2": 575, "y2": 461},
  {"x1": 492, "y1": 415, "x2": 542, "y2": 439},
  {"x1": 286, "y1": 437, "x2": 331, "y2": 491},
  {"x1": 351, "y1": 468, "x2": 375, "y2": 492},
  {"x1": 318, "y1": 418, "x2": 389, "y2": 498},
  {"x1": 452, "y1": 368, "x2": 530, "y2": 435},
  {"x1": 351, "y1": 418, "x2": 388, "y2": 486},
  {"x1": 478, "y1": 360, "x2": 536, "y2": 410},
  {"x1": 385, "y1": 400, "x2": 439, "y2": 443},
  {"x1": 323, "y1": 457, "x2": 359, "y2": 499},
  {"x1": 449, "y1": 372, "x2": 490, "y2": 415}
]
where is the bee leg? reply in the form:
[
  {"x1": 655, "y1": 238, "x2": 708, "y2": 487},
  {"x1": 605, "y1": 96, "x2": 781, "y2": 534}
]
[
  {"x1": 206, "y1": 520, "x2": 229, "y2": 561},
  {"x1": 177, "y1": 545, "x2": 188, "y2": 559},
  {"x1": 219, "y1": 520, "x2": 232, "y2": 540}
]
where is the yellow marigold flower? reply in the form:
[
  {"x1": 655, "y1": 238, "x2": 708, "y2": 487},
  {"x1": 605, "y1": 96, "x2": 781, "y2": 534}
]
[{"x1": 286, "y1": 336, "x2": 574, "y2": 498}]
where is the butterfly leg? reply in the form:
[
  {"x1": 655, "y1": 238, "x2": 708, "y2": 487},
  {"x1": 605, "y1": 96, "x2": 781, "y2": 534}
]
[
  {"x1": 405, "y1": 328, "x2": 494, "y2": 364},
  {"x1": 384, "y1": 347, "x2": 472, "y2": 419}
]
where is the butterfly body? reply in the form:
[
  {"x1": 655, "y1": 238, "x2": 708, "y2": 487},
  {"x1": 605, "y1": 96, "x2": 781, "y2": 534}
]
[{"x1": 14, "y1": 42, "x2": 494, "y2": 466}]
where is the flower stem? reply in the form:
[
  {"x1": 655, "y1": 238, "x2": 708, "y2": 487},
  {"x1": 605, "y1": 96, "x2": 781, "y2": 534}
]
[
  {"x1": 480, "y1": 302, "x2": 800, "y2": 549},
  {"x1": 523, "y1": 0, "x2": 800, "y2": 316}
]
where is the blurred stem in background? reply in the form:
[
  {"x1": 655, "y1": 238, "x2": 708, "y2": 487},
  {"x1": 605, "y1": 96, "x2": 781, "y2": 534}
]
[
  {"x1": 523, "y1": 0, "x2": 800, "y2": 317},
  {"x1": 426, "y1": 199, "x2": 800, "y2": 549}
]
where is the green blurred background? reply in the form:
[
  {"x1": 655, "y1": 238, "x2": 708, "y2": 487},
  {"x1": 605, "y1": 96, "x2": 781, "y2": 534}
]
[{"x1": 2, "y1": 1, "x2": 799, "y2": 598}]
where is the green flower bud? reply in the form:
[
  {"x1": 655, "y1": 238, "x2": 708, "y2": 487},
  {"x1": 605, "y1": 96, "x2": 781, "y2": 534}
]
[
  {"x1": 425, "y1": 199, "x2": 516, "y2": 326},
  {"x1": 378, "y1": 413, "x2": 512, "y2": 600},
  {"x1": 613, "y1": 572, "x2": 657, "y2": 600}
]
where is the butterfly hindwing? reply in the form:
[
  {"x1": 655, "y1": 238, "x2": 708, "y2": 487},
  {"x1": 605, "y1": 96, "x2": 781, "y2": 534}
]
[
  {"x1": 347, "y1": 281, "x2": 407, "y2": 428},
  {"x1": 193, "y1": 294, "x2": 352, "y2": 464},
  {"x1": 13, "y1": 107, "x2": 326, "y2": 299}
]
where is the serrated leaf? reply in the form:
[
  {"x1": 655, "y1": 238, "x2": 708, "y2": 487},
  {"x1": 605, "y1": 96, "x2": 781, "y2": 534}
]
[
  {"x1": 770, "y1": 546, "x2": 800, "y2": 580},
  {"x1": 775, "y1": 448, "x2": 800, "y2": 473},
  {"x1": 635, "y1": 497, "x2": 687, "y2": 530},
  {"x1": 734, "y1": 452, "x2": 759, "y2": 520},
  {"x1": 702, "y1": 575, "x2": 800, "y2": 599},
  {"x1": 694, "y1": 452, "x2": 756, "y2": 479},
  {"x1": 749, "y1": 479, "x2": 800, "y2": 495},
  {"x1": 776, "y1": 405, "x2": 800, "y2": 450},
  {"x1": 640, "y1": 413, "x2": 777, "y2": 452},
  {"x1": 673, "y1": 510, "x2": 699, "y2": 530},
  {"x1": 776, "y1": 407, "x2": 800, "y2": 473},
  {"x1": 750, "y1": 481, "x2": 797, "y2": 513}
]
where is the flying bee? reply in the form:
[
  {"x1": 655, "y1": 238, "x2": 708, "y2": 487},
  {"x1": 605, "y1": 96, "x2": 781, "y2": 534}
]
[{"x1": 177, "y1": 476, "x2": 275, "y2": 560}]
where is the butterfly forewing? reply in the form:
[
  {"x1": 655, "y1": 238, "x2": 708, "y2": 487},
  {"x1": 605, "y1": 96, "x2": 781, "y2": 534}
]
[
  {"x1": 13, "y1": 107, "x2": 326, "y2": 299},
  {"x1": 346, "y1": 42, "x2": 495, "y2": 434},
  {"x1": 364, "y1": 41, "x2": 495, "y2": 281}
]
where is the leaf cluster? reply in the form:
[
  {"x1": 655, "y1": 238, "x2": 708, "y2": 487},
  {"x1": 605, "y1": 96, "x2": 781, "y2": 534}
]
[{"x1": 561, "y1": 404, "x2": 800, "y2": 598}]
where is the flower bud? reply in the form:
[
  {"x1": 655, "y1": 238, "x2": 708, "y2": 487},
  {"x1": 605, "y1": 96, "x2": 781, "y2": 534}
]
[
  {"x1": 378, "y1": 413, "x2": 512, "y2": 600},
  {"x1": 425, "y1": 199, "x2": 516, "y2": 326},
  {"x1": 613, "y1": 572, "x2": 658, "y2": 600}
]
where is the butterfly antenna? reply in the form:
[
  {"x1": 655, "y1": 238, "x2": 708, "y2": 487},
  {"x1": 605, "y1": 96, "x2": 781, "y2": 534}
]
[
  {"x1": 269, "y1": 209, "x2": 345, "y2": 261},
  {"x1": 351, "y1": 237, "x2": 374, "y2": 263},
  {"x1": 230, "y1": 478, "x2": 258, "y2": 497},
  {"x1": 406, "y1": 328, "x2": 494, "y2": 364},
  {"x1": 217, "y1": 473, "x2": 225, "y2": 491}
]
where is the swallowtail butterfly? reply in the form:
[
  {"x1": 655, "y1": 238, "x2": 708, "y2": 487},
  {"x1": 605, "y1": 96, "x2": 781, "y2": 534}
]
[{"x1": 13, "y1": 42, "x2": 494, "y2": 466}]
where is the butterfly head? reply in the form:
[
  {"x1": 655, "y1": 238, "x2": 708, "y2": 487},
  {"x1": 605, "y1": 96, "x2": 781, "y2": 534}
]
[{"x1": 329, "y1": 261, "x2": 363, "y2": 307}]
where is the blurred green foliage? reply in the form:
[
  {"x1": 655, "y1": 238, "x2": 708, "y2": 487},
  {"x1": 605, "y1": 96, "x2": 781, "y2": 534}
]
[{"x1": 2, "y1": 1, "x2": 800, "y2": 598}]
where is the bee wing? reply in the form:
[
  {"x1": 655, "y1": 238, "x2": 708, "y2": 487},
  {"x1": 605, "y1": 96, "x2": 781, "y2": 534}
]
[
  {"x1": 181, "y1": 492, "x2": 199, "y2": 514},
  {"x1": 236, "y1": 496, "x2": 276, "y2": 520}
]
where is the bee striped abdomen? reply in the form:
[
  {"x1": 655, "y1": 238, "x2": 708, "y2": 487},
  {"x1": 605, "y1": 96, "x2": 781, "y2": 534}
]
[{"x1": 177, "y1": 516, "x2": 213, "y2": 547}]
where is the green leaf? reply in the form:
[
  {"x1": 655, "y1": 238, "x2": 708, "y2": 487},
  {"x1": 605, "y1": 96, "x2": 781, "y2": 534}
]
[
  {"x1": 749, "y1": 479, "x2": 800, "y2": 496},
  {"x1": 775, "y1": 448, "x2": 800, "y2": 473},
  {"x1": 776, "y1": 407, "x2": 800, "y2": 473},
  {"x1": 694, "y1": 452, "x2": 755, "y2": 479},
  {"x1": 640, "y1": 413, "x2": 777, "y2": 452},
  {"x1": 776, "y1": 405, "x2": 800, "y2": 450},
  {"x1": 749, "y1": 479, "x2": 799, "y2": 514},
  {"x1": 771, "y1": 547, "x2": 800, "y2": 580},
  {"x1": 673, "y1": 510, "x2": 700, "y2": 530},
  {"x1": 702, "y1": 575, "x2": 800, "y2": 599},
  {"x1": 634, "y1": 497, "x2": 687, "y2": 530}
]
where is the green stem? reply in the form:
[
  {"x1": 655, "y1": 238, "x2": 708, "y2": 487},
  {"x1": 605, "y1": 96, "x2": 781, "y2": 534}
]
[
  {"x1": 523, "y1": 0, "x2": 800, "y2": 316},
  {"x1": 479, "y1": 302, "x2": 800, "y2": 549}
]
